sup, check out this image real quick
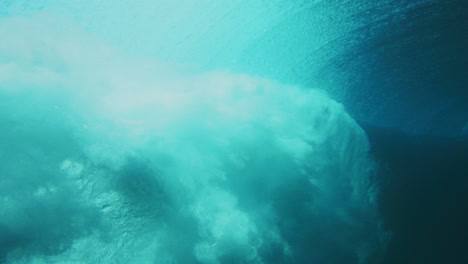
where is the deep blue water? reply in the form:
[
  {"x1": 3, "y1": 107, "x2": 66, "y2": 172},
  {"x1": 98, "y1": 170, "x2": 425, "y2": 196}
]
[
  {"x1": 363, "y1": 124, "x2": 468, "y2": 264},
  {"x1": 0, "y1": 1, "x2": 467, "y2": 263}
]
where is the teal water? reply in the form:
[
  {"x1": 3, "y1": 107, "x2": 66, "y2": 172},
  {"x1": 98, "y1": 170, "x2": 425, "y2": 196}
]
[{"x1": 1, "y1": 1, "x2": 466, "y2": 264}]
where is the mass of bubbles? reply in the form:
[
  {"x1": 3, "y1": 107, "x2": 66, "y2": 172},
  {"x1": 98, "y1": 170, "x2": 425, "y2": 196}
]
[{"x1": 0, "y1": 16, "x2": 386, "y2": 264}]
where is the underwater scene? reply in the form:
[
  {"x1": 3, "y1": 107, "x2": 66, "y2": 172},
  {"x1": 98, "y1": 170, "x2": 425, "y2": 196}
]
[{"x1": 0, "y1": 1, "x2": 466, "y2": 264}]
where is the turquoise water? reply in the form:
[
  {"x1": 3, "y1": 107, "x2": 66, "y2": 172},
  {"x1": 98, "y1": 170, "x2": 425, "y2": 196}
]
[{"x1": 4, "y1": 0, "x2": 466, "y2": 263}]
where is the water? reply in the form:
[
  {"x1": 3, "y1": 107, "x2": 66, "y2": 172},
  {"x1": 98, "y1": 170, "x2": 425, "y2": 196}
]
[{"x1": 0, "y1": 1, "x2": 466, "y2": 264}]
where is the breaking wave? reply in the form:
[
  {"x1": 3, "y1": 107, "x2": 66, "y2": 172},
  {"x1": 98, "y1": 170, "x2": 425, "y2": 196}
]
[{"x1": 0, "y1": 15, "x2": 385, "y2": 264}]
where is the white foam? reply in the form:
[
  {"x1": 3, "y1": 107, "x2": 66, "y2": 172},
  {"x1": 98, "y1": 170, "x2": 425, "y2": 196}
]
[{"x1": 0, "y1": 15, "x2": 385, "y2": 264}]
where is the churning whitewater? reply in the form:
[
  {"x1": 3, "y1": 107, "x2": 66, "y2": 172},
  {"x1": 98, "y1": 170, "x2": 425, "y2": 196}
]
[{"x1": 0, "y1": 15, "x2": 385, "y2": 264}]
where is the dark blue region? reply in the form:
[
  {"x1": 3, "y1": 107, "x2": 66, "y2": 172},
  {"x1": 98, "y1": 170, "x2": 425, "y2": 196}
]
[
  {"x1": 328, "y1": 2, "x2": 468, "y2": 261},
  {"x1": 310, "y1": 0, "x2": 468, "y2": 136},
  {"x1": 361, "y1": 124, "x2": 468, "y2": 264},
  {"x1": 334, "y1": 2, "x2": 468, "y2": 261}
]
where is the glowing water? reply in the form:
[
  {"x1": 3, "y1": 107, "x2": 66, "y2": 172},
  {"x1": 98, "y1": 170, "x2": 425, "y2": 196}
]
[{"x1": 0, "y1": 3, "x2": 386, "y2": 264}]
